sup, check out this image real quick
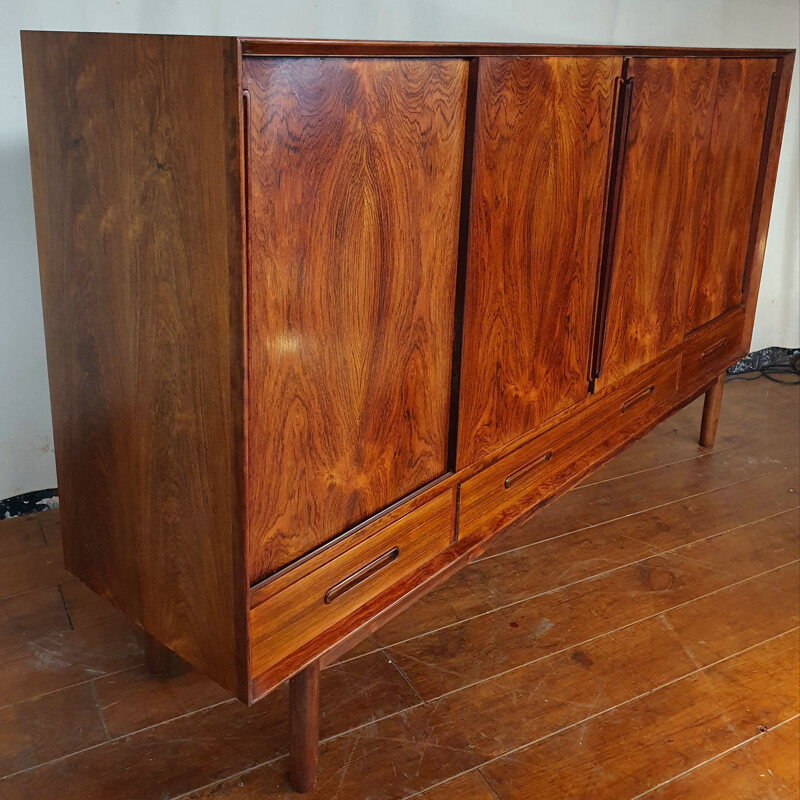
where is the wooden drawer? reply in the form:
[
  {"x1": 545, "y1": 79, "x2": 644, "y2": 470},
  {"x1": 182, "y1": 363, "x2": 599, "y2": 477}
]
[
  {"x1": 681, "y1": 307, "x2": 746, "y2": 392},
  {"x1": 249, "y1": 489, "x2": 455, "y2": 693},
  {"x1": 458, "y1": 356, "x2": 681, "y2": 541}
]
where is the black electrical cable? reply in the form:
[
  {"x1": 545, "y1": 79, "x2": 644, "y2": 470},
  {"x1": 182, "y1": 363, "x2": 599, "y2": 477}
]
[{"x1": 726, "y1": 351, "x2": 800, "y2": 385}]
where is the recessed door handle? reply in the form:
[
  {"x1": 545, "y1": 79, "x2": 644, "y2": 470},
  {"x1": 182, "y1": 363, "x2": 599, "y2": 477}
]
[
  {"x1": 323, "y1": 547, "x2": 399, "y2": 604},
  {"x1": 504, "y1": 451, "x2": 553, "y2": 489},
  {"x1": 621, "y1": 384, "x2": 655, "y2": 413},
  {"x1": 702, "y1": 339, "x2": 728, "y2": 361}
]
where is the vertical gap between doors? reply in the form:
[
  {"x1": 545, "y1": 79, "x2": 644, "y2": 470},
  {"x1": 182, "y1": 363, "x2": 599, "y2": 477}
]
[{"x1": 446, "y1": 57, "x2": 480, "y2": 474}]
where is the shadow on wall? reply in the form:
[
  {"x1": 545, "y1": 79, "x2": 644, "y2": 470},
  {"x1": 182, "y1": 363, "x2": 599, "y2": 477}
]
[{"x1": 0, "y1": 136, "x2": 57, "y2": 500}]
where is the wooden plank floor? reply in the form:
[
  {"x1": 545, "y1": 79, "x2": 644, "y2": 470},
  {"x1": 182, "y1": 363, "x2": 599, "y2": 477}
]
[{"x1": 0, "y1": 377, "x2": 798, "y2": 800}]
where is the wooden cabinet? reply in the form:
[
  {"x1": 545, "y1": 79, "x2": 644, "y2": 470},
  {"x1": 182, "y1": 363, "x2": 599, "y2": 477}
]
[{"x1": 22, "y1": 31, "x2": 793, "y2": 790}]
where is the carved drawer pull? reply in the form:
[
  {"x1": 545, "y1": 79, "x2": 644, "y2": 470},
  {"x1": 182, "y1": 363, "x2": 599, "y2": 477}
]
[
  {"x1": 323, "y1": 547, "x2": 400, "y2": 604},
  {"x1": 504, "y1": 452, "x2": 552, "y2": 489},
  {"x1": 621, "y1": 384, "x2": 655, "y2": 413},
  {"x1": 702, "y1": 339, "x2": 728, "y2": 361}
]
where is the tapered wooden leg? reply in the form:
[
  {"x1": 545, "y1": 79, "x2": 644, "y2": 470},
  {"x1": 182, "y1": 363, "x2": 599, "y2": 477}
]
[
  {"x1": 699, "y1": 373, "x2": 725, "y2": 448},
  {"x1": 143, "y1": 631, "x2": 172, "y2": 676},
  {"x1": 289, "y1": 661, "x2": 320, "y2": 793}
]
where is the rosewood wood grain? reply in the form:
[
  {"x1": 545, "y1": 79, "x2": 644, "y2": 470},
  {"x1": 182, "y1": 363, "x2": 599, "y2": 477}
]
[
  {"x1": 288, "y1": 661, "x2": 320, "y2": 793},
  {"x1": 457, "y1": 56, "x2": 621, "y2": 467},
  {"x1": 699, "y1": 373, "x2": 725, "y2": 448},
  {"x1": 458, "y1": 354, "x2": 680, "y2": 542},
  {"x1": 249, "y1": 489, "x2": 454, "y2": 696},
  {"x1": 596, "y1": 57, "x2": 720, "y2": 387},
  {"x1": 686, "y1": 58, "x2": 776, "y2": 331},
  {"x1": 679, "y1": 306, "x2": 746, "y2": 395},
  {"x1": 741, "y1": 53, "x2": 795, "y2": 351},
  {"x1": 21, "y1": 31, "x2": 248, "y2": 700},
  {"x1": 243, "y1": 57, "x2": 468, "y2": 580}
]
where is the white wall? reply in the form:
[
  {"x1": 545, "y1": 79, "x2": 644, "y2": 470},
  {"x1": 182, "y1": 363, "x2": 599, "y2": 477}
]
[{"x1": 1, "y1": 0, "x2": 798, "y2": 500}]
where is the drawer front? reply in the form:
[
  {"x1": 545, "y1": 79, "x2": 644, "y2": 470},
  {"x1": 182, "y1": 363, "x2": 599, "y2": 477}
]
[
  {"x1": 458, "y1": 356, "x2": 681, "y2": 541},
  {"x1": 250, "y1": 489, "x2": 455, "y2": 690},
  {"x1": 681, "y1": 307, "x2": 746, "y2": 392}
]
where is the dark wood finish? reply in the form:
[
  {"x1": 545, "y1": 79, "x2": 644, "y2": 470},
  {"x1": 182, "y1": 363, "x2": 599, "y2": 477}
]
[
  {"x1": 686, "y1": 59, "x2": 776, "y2": 331},
  {"x1": 679, "y1": 307, "x2": 746, "y2": 395},
  {"x1": 458, "y1": 354, "x2": 680, "y2": 542},
  {"x1": 457, "y1": 56, "x2": 621, "y2": 465},
  {"x1": 288, "y1": 661, "x2": 320, "y2": 794},
  {"x1": 742, "y1": 53, "x2": 796, "y2": 350},
  {"x1": 699, "y1": 373, "x2": 725, "y2": 448},
  {"x1": 142, "y1": 631, "x2": 173, "y2": 677},
  {"x1": 243, "y1": 57, "x2": 468, "y2": 580},
  {"x1": 249, "y1": 489, "x2": 454, "y2": 697},
  {"x1": 596, "y1": 57, "x2": 720, "y2": 388},
  {"x1": 21, "y1": 31, "x2": 248, "y2": 700},
  {"x1": 240, "y1": 39, "x2": 793, "y2": 59}
]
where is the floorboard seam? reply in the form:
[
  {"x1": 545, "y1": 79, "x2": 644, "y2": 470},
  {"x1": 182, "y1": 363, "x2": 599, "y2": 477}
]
[
  {"x1": 477, "y1": 767, "x2": 504, "y2": 800},
  {"x1": 2, "y1": 558, "x2": 796, "y2": 786},
  {"x1": 473, "y1": 465, "x2": 789, "y2": 564},
  {"x1": 627, "y1": 712, "x2": 800, "y2": 800},
  {"x1": 0, "y1": 663, "x2": 142, "y2": 714},
  {"x1": 0, "y1": 697, "x2": 239, "y2": 781},
  {"x1": 386, "y1": 654, "x2": 427, "y2": 706},
  {"x1": 165, "y1": 615, "x2": 800, "y2": 800},
  {"x1": 335, "y1": 511, "x2": 799, "y2": 664},
  {"x1": 576, "y1": 436, "x2": 757, "y2": 489},
  {"x1": 88, "y1": 680, "x2": 111, "y2": 744},
  {"x1": 395, "y1": 627, "x2": 800, "y2": 800}
]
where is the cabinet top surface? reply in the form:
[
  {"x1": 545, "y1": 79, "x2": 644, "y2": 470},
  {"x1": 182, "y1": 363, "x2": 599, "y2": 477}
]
[{"x1": 20, "y1": 31, "x2": 794, "y2": 59}]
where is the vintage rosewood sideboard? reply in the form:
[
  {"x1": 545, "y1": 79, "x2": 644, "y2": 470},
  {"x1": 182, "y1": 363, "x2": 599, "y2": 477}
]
[{"x1": 21, "y1": 32, "x2": 794, "y2": 791}]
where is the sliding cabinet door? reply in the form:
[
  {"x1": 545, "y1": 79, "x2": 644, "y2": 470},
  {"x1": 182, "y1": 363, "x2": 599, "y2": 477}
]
[
  {"x1": 595, "y1": 58, "x2": 719, "y2": 389},
  {"x1": 457, "y1": 56, "x2": 622, "y2": 467},
  {"x1": 686, "y1": 58, "x2": 776, "y2": 332},
  {"x1": 244, "y1": 58, "x2": 468, "y2": 580}
]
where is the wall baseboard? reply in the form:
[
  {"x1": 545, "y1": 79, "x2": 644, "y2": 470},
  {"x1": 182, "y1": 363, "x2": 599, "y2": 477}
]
[
  {"x1": 1, "y1": 488, "x2": 59, "y2": 520},
  {"x1": 0, "y1": 350, "x2": 796, "y2": 520}
]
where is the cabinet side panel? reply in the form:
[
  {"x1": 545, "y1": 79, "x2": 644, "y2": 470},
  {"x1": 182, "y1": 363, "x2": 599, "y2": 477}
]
[
  {"x1": 244, "y1": 57, "x2": 467, "y2": 580},
  {"x1": 21, "y1": 32, "x2": 246, "y2": 697},
  {"x1": 457, "y1": 56, "x2": 622, "y2": 467}
]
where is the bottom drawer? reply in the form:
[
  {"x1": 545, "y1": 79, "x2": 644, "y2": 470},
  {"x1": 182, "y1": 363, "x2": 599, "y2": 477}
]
[
  {"x1": 249, "y1": 488, "x2": 454, "y2": 694},
  {"x1": 681, "y1": 307, "x2": 746, "y2": 392},
  {"x1": 458, "y1": 355, "x2": 681, "y2": 541}
]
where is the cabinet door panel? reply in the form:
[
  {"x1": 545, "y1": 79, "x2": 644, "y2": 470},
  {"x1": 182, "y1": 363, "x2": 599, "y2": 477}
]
[
  {"x1": 457, "y1": 56, "x2": 621, "y2": 467},
  {"x1": 686, "y1": 58, "x2": 775, "y2": 331},
  {"x1": 596, "y1": 58, "x2": 719, "y2": 388},
  {"x1": 244, "y1": 58, "x2": 467, "y2": 580}
]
